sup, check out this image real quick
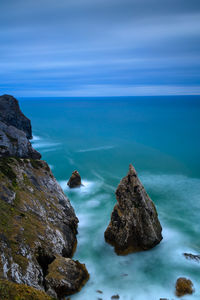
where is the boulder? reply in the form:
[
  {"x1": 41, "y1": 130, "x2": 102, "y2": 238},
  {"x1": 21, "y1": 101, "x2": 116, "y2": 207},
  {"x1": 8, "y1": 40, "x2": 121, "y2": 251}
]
[
  {"x1": 45, "y1": 257, "x2": 89, "y2": 299},
  {"x1": 67, "y1": 170, "x2": 82, "y2": 188},
  {"x1": 175, "y1": 277, "x2": 194, "y2": 297},
  {"x1": 104, "y1": 164, "x2": 162, "y2": 254},
  {"x1": 0, "y1": 94, "x2": 32, "y2": 139},
  {"x1": 0, "y1": 121, "x2": 41, "y2": 159}
]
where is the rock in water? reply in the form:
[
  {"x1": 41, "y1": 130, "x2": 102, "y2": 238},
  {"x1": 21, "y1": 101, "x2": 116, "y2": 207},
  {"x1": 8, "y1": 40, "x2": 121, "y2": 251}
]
[
  {"x1": 0, "y1": 94, "x2": 32, "y2": 139},
  {"x1": 45, "y1": 257, "x2": 89, "y2": 298},
  {"x1": 175, "y1": 277, "x2": 194, "y2": 297},
  {"x1": 67, "y1": 170, "x2": 82, "y2": 188},
  {"x1": 104, "y1": 164, "x2": 162, "y2": 254}
]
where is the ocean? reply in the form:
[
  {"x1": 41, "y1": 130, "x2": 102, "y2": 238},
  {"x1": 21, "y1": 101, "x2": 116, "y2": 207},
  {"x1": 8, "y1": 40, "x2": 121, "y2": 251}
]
[{"x1": 20, "y1": 96, "x2": 200, "y2": 300}]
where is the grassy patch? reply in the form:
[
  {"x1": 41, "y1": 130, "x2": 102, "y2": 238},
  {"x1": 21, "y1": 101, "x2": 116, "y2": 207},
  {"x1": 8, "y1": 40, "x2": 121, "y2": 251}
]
[{"x1": 0, "y1": 279, "x2": 55, "y2": 300}]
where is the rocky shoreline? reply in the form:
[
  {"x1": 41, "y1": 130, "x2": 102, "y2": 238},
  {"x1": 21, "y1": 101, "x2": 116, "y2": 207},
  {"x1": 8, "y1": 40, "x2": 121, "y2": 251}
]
[
  {"x1": 0, "y1": 94, "x2": 198, "y2": 299},
  {"x1": 0, "y1": 95, "x2": 89, "y2": 299}
]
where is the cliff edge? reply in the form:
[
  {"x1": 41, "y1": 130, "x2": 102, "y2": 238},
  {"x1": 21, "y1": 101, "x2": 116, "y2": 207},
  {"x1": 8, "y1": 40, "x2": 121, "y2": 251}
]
[{"x1": 0, "y1": 95, "x2": 89, "y2": 299}]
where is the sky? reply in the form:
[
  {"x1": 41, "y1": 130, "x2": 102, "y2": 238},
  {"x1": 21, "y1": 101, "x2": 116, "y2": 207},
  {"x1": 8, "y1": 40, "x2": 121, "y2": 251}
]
[{"x1": 0, "y1": 0, "x2": 200, "y2": 97}]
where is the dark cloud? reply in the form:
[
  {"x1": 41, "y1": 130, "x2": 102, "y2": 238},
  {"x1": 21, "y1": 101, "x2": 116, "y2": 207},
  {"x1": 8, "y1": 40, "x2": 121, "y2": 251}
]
[{"x1": 0, "y1": 0, "x2": 200, "y2": 96}]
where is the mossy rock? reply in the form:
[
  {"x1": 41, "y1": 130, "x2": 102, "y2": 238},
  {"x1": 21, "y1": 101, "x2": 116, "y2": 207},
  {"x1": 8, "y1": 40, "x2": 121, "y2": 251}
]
[
  {"x1": 175, "y1": 277, "x2": 194, "y2": 297},
  {"x1": 0, "y1": 279, "x2": 55, "y2": 300}
]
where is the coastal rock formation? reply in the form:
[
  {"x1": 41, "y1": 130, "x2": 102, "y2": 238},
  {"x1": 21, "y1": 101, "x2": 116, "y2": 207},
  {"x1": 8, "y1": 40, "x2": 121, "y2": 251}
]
[
  {"x1": 45, "y1": 257, "x2": 89, "y2": 298},
  {"x1": 0, "y1": 95, "x2": 89, "y2": 299},
  {"x1": 67, "y1": 170, "x2": 82, "y2": 188},
  {"x1": 0, "y1": 121, "x2": 41, "y2": 159},
  {"x1": 0, "y1": 94, "x2": 32, "y2": 139},
  {"x1": 104, "y1": 164, "x2": 162, "y2": 254},
  {"x1": 175, "y1": 277, "x2": 194, "y2": 297}
]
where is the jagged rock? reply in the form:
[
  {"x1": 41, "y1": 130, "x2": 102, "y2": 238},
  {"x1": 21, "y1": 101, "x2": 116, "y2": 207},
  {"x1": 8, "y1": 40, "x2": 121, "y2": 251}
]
[
  {"x1": 45, "y1": 257, "x2": 89, "y2": 299},
  {"x1": 0, "y1": 121, "x2": 41, "y2": 159},
  {"x1": 0, "y1": 158, "x2": 78, "y2": 293},
  {"x1": 175, "y1": 277, "x2": 194, "y2": 297},
  {"x1": 67, "y1": 170, "x2": 82, "y2": 188},
  {"x1": 183, "y1": 253, "x2": 200, "y2": 263},
  {"x1": 104, "y1": 164, "x2": 162, "y2": 254},
  {"x1": 0, "y1": 96, "x2": 89, "y2": 299},
  {"x1": 0, "y1": 94, "x2": 32, "y2": 139}
]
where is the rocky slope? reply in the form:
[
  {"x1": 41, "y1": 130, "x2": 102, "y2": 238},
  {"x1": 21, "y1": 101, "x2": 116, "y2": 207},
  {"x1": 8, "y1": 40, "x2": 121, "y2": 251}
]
[
  {"x1": 105, "y1": 164, "x2": 162, "y2": 254},
  {"x1": 0, "y1": 95, "x2": 89, "y2": 299}
]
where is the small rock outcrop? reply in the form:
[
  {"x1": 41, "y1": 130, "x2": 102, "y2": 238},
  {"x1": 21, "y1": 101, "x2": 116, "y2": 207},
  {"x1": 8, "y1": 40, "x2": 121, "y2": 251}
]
[
  {"x1": 175, "y1": 277, "x2": 194, "y2": 297},
  {"x1": 67, "y1": 170, "x2": 82, "y2": 188},
  {"x1": 0, "y1": 95, "x2": 89, "y2": 299},
  {"x1": 104, "y1": 164, "x2": 162, "y2": 254},
  {"x1": 0, "y1": 94, "x2": 32, "y2": 139},
  {"x1": 45, "y1": 257, "x2": 89, "y2": 298}
]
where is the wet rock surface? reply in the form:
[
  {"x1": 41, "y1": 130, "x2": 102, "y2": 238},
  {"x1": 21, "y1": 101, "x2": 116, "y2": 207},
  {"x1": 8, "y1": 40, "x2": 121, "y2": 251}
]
[
  {"x1": 67, "y1": 170, "x2": 82, "y2": 188},
  {"x1": 175, "y1": 277, "x2": 194, "y2": 297},
  {"x1": 183, "y1": 252, "x2": 200, "y2": 263},
  {"x1": 0, "y1": 94, "x2": 32, "y2": 139},
  {"x1": 104, "y1": 164, "x2": 162, "y2": 254},
  {"x1": 45, "y1": 257, "x2": 89, "y2": 299}
]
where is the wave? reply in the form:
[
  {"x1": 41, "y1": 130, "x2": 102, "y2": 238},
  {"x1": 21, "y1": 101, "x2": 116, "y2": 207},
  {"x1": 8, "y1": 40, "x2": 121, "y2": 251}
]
[
  {"x1": 76, "y1": 145, "x2": 115, "y2": 153},
  {"x1": 32, "y1": 135, "x2": 41, "y2": 142},
  {"x1": 59, "y1": 179, "x2": 103, "y2": 196}
]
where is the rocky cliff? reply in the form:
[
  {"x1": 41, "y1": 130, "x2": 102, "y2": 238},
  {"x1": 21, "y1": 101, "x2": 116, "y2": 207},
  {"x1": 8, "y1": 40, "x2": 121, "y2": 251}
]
[
  {"x1": 0, "y1": 95, "x2": 89, "y2": 299},
  {"x1": 0, "y1": 95, "x2": 32, "y2": 139},
  {"x1": 105, "y1": 164, "x2": 162, "y2": 255}
]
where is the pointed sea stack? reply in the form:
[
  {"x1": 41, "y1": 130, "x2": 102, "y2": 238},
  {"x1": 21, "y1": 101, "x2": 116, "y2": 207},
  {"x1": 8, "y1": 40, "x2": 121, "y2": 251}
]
[
  {"x1": 104, "y1": 164, "x2": 162, "y2": 255},
  {"x1": 67, "y1": 170, "x2": 82, "y2": 188}
]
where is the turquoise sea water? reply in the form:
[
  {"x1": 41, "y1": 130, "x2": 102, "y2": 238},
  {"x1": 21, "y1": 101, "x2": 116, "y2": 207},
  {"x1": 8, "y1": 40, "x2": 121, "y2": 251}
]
[{"x1": 20, "y1": 96, "x2": 200, "y2": 300}]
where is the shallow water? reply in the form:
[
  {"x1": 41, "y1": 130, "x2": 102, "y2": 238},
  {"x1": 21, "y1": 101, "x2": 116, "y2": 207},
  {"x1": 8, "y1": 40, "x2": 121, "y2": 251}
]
[{"x1": 21, "y1": 96, "x2": 200, "y2": 300}]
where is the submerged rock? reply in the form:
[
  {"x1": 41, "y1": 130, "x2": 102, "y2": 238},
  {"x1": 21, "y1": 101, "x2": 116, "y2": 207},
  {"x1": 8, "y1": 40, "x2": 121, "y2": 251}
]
[
  {"x1": 45, "y1": 257, "x2": 89, "y2": 299},
  {"x1": 183, "y1": 253, "x2": 200, "y2": 263},
  {"x1": 175, "y1": 277, "x2": 194, "y2": 297},
  {"x1": 67, "y1": 170, "x2": 82, "y2": 188},
  {"x1": 104, "y1": 164, "x2": 162, "y2": 254},
  {"x1": 0, "y1": 94, "x2": 32, "y2": 139}
]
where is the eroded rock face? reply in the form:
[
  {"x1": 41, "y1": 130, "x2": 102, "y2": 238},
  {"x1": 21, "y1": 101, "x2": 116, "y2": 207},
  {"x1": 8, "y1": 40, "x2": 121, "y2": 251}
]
[
  {"x1": 67, "y1": 170, "x2": 82, "y2": 188},
  {"x1": 104, "y1": 164, "x2": 162, "y2": 254},
  {"x1": 0, "y1": 95, "x2": 89, "y2": 299},
  {"x1": 0, "y1": 94, "x2": 32, "y2": 139},
  {"x1": 0, "y1": 121, "x2": 41, "y2": 159},
  {"x1": 175, "y1": 277, "x2": 194, "y2": 297},
  {"x1": 0, "y1": 158, "x2": 78, "y2": 292},
  {"x1": 45, "y1": 257, "x2": 89, "y2": 299}
]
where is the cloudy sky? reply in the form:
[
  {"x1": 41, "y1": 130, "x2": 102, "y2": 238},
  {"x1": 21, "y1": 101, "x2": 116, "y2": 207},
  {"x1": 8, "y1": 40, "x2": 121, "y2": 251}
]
[{"x1": 0, "y1": 0, "x2": 200, "y2": 96}]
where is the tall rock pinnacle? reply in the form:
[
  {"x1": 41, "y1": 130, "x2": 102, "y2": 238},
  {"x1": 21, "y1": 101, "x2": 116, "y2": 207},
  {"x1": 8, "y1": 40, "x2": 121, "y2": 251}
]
[{"x1": 104, "y1": 164, "x2": 163, "y2": 255}]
